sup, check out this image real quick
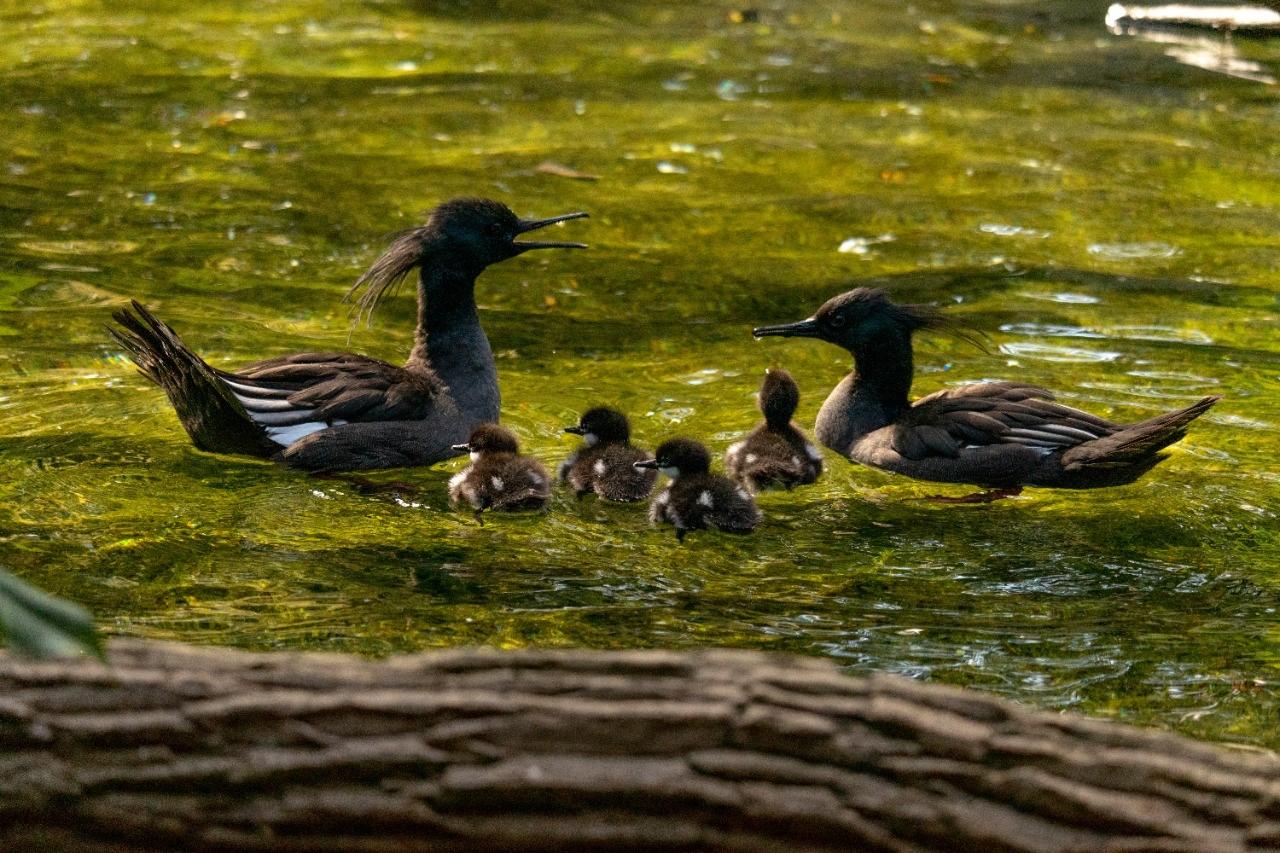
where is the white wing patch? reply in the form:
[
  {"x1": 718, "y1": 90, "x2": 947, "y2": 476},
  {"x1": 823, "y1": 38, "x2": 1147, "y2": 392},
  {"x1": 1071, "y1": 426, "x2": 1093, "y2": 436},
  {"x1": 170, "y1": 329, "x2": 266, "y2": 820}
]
[
  {"x1": 736, "y1": 487, "x2": 751, "y2": 501},
  {"x1": 264, "y1": 420, "x2": 347, "y2": 447},
  {"x1": 697, "y1": 490, "x2": 714, "y2": 509},
  {"x1": 228, "y1": 381, "x2": 327, "y2": 448},
  {"x1": 263, "y1": 422, "x2": 324, "y2": 447},
  {"x1": 592, "y1": 458, "x2": 608, "y2": 477},
  {"x1": 744, "y1": 452, "x2": 758, "y2": 464},
  {"x1": 490, "y1": 476, "x2": 505, "y2": 492}
]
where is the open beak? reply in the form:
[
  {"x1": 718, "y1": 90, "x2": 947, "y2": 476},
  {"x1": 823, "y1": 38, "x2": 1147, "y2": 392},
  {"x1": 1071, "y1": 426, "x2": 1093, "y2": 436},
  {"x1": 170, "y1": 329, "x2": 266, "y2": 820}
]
[
  {"x1": 564, "y1": 426, "x2": 586, "y2": 435},
  {"x1": 514, "y1": 211, "x2": 589, "y2": 251},
  {"x1": 633, "y1": 459, "x2": 659, "y2": 470},
  {"x1": 752, "y1": 318, "x2": 820, "y2": 339},
  {"x1": 451, "y1": 443, "x2": 471, "y2": 453}
]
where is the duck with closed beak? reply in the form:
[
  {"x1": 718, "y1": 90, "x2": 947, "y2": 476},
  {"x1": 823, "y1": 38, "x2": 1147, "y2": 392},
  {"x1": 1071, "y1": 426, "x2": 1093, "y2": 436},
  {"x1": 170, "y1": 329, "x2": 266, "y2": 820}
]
[
  {"x1": 110, "y1": 198, "x2": 587, "y2": 472},
  {"x1": 725, "y1": 368, "x2": 823, "y2": 492},
  {"x1": 447, "y1": 424, "x2": 551, "y2": 523},
  {"x1": 635, "y1": 438, "x2": 761, "y2": 542},
  {"x1": 560, "y1": 407, "x2": 656, "y2": 502},
  {"x1": 753, "y1": 288, "x2": 1220, "y2": 502}
]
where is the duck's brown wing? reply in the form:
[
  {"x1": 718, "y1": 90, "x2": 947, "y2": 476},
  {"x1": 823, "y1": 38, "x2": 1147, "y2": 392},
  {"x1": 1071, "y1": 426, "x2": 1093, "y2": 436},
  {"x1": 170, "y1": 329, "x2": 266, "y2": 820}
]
[
  {"x1": 891, "y1": 381, "x2": 1118, "y2": 460},
  {"x1": 217, "y1": 353, "x2": 443, "y2": 441}
]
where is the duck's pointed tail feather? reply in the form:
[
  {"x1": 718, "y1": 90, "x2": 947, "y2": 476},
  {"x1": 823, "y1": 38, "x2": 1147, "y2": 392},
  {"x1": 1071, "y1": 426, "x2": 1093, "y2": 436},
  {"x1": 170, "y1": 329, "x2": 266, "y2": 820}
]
[
  {"x1": 109, "y1": 300, "x2": 279, "y2": 458},
  {"x1": 1061, "y1": 395, "x2": 1219, "y2": 472}
]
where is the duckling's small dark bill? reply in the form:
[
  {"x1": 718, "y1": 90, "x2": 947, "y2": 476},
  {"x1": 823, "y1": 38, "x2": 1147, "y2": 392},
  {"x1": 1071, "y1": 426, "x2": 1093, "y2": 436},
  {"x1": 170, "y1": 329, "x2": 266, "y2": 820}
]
[
  {"x1": 564, "y1": 426, "x2": 587, "y2": 435},
  {"x1": 450, "y1": 443, "x2": 471, "y2": 452},
  {"x1": 633, "y1": 459, "x2": 659, "y2": 470},
  {"x1": 752, "y1": 319, "x2": 819, "y2": 338}
]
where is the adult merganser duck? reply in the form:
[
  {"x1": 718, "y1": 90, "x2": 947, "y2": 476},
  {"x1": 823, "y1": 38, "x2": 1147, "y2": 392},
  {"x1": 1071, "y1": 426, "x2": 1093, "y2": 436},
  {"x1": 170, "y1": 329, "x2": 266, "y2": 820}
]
[
  {"x1": 110, "y1": 198, "x2": 586, "y2": 472},
  {"x1": 753, "y1": 287, "x2": 1219, "y2": 502}
]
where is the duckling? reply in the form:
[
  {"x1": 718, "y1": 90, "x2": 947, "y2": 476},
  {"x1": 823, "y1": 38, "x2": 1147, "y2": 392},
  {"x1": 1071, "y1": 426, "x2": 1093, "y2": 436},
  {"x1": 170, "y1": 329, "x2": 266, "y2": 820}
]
[
  {"x1": 634, "y1": 438, "x2": 761, "y2": 542},
  {"x1": 754, "y1": 287, "x2": 1220, "y2": 501},
  {"x1": 559, "y1": 407, "x2": 657, "y2": 502},
  {"x1": 448, "y1": 424, "x2": 550, "y2": 523},
  {"x1": 725, "y1": 368, "x2": 823, "y2": 492}
]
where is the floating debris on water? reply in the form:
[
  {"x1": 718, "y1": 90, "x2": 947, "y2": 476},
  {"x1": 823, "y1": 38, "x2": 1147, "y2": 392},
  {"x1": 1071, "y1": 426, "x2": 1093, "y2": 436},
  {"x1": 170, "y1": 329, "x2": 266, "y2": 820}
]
[
  {"x1": 716, "y1": 79, "x2": 749, "y2": 100},
  {"x1": 20, "y1": 240, "x2": 138, "y2": 255},
  {"x1": 1022, "y1": 291, "x2": 1101, "y2": 304},
  {"x1": 656, "y1": 160, "x2": 688, "y2": 174},
  {"x1": 1087, "y1": 241, "x2": 1180, "y2": 260},
  {"x1": 536, "y1": 161, "x2": 599, "y2": 181},
  {"x1": 838, "y1": 234, "x2": 895, "y2": 255},
  {"x1": 980, "y1": 222, "x2": 1051, "y2": 239}
]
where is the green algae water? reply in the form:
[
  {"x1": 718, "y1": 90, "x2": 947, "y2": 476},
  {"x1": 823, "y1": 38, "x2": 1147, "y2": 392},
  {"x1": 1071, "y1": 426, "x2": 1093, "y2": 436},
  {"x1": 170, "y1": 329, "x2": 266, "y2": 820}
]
[{"x1": 2, "y1": 0, "x2": 1279, "y2": 746}]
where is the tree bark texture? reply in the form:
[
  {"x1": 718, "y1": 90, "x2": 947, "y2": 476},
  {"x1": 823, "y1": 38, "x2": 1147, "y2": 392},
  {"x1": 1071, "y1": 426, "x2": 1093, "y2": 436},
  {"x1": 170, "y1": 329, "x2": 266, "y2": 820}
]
[{"x1": 2, "y1": 640, "x2": 1279, "y2": 852}]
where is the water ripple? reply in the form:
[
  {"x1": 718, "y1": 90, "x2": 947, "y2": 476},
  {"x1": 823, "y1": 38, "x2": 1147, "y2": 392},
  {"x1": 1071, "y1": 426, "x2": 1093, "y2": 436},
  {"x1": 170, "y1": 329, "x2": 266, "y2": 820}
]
[{"x1": 998, "y1": 342, "x2": 1123, "y2": 363}]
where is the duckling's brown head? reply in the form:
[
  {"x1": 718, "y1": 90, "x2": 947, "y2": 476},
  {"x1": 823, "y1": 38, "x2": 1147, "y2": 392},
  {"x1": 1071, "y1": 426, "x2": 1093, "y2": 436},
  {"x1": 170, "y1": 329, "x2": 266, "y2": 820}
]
[
  {"x1": 453, "y1": 422, "x2": 521, "y2": 457},
  {"x1": 758, "y1": 368, "x2": 800, "y2": 427},
  {"x1": 634, "y1": 437, "x2": 710, "y2": 479},
  {"x1": 565, "y1": 406, "x2": 631, "y2": 446}
]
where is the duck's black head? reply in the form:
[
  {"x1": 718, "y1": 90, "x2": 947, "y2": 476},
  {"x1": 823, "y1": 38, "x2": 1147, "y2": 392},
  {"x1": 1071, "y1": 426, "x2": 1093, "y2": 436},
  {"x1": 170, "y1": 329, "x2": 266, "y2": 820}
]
[
  {"x1": 452, "y1": 422, "x2": 520, "y2": 456},
  {"x1": 430, "y1": 198, "x2": 589, "y2": 266},
  {"x1": 565, "y1": 406, "x2": 631, "y2": 446},
  {"x1": 347, "y1": 197, "x2": 588, "y2": 322},
  {"x1": 758, "y1": 367, "x2": 800, "y2": 427},
  {"x1": 752, "y1": 288, "x2": 985, "y2": 353},
  {"x1": 633, "y1": 437, "x2": 710, "y2": 479}
]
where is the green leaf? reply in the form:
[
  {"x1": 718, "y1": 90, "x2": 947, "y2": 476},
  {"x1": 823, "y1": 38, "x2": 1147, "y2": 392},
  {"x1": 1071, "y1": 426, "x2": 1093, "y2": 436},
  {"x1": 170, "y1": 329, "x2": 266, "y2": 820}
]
[{"x1": 0, "y1": 568, "x2": 105, "y2": 661}]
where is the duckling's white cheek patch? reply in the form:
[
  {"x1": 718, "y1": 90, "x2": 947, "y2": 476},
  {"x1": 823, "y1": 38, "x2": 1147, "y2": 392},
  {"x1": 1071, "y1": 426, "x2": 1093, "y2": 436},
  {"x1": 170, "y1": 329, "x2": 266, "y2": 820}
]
[
  {"x1": 805, "y1": 443, "x2": 823, "y2": 461},
  {"x1": 592, "y1": 459, "x2": 607, "y2": 476},
  {"x1": 697, "y1": 490, "x2": 714, "y2": 509},
  {"x1": 583, "y1": 433, "x2": 599, "y2": 447},
  {"x1": 659, "y1": 466, "x2": 679, "y2": 478},
  {"x1": 470, "y1": 451, "x2": 481, "y2": 462}
]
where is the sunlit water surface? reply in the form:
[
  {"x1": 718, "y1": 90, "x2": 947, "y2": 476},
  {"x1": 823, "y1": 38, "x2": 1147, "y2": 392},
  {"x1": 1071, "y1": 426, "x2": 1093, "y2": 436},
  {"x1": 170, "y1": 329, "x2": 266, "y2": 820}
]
[{"x1": 2, "y1": 1, "x2": 1279, "y2": 746}]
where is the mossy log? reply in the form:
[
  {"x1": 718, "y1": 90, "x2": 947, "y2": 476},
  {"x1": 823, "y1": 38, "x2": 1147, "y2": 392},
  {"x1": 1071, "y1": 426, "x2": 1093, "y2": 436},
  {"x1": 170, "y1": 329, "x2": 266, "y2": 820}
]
[{"x1": 3, "y1": 640, "x2": 1280, "y2": 852}]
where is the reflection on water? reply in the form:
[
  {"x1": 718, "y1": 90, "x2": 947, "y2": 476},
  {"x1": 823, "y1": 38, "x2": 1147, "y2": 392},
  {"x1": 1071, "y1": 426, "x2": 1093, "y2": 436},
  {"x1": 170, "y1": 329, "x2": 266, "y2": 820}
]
[
  {"x1": 1107, "y1": 4, "x2": 1280, "y2": 84},
  {"x1": 1, "y1": 0, "x2": 1279, "y2": 749}
]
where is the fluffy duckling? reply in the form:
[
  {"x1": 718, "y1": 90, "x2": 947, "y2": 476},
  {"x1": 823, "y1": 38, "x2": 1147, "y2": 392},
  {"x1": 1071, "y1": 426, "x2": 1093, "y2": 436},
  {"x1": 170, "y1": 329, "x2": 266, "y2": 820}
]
[
  {"x1": 725, "y1": 368, "x2": 823, "y2": 492},
  {"x1": 448, "y1": 424, "x2": 550, "y2": 523},
  {"x1": 559, "y1": 407, "x2": 657, "y2": 502},
  {"x1": 635, "y1": 438, "x2": 761, "y2": 542}
]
